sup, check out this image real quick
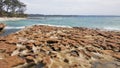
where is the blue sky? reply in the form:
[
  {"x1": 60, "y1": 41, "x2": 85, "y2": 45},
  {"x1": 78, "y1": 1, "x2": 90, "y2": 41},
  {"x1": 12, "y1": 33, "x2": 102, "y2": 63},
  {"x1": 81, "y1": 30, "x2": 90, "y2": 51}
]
[{"x1": 21, "y1": 0, "x2": 120, "y2": 15}]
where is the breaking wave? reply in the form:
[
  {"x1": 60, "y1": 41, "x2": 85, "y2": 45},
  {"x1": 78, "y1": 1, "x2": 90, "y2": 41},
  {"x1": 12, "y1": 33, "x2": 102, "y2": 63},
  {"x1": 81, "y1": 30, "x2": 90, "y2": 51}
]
[
  {"x1": 5, "y1": 26, "x2": 25, "y2": 29},
  {"x1": 102, "y1": 27, "x2": 120, "y2": 31}
]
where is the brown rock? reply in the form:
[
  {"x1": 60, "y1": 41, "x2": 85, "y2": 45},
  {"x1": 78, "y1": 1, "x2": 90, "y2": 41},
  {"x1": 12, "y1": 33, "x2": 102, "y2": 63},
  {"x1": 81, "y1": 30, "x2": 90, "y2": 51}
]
[
  {"x1": 86, "y1": 47, "x2": 97, "y2": 52},
  {"x1": 43, "y1": 56, "x2": 51, "y2": 64},
  {"x1": 5, "y1": 56, "x2": 25, "y2": 67},
  {"x1": 0, "y1": 56, "x2": 25, "y2": 68},
  {"x1": 24, "y1": 42, "x2": 34, "y2": 49},
  {"x1": 0, "y1": 53, "x2": 9, "y2": 59},
  {"x1": 34, "y1": 41, "x2": 42, "y2": 46},
  {"x1": 47, "y1": 39, "x2": 58, "y2": 44},
  {"x1": 0, "y1": 42, "x2": 16, "y2": 53},
  {"x1": 41, "y1": 45, "x2": 52, "y2": 51},
  {"x1": 0, "y1": 60, "x2": 11, "y2": 68},
  {"x1": 26, "y1": 56, "x2": 35, "y2": 63},
  {"x1": 6, "y1": 38, "x2": 19, "y2": 44},
  {"x1": 101, "y1": 50, "x2": 113, "y2": 55},
  {"x1": 0, "y1": 25, "x2": 120, "y2": 68},
  {"x1": 113, "y1": 53, "x2": 120, "y2": 60},
  {"x1": 0, "y1": 36, "x2": 6, "y2": 41}
]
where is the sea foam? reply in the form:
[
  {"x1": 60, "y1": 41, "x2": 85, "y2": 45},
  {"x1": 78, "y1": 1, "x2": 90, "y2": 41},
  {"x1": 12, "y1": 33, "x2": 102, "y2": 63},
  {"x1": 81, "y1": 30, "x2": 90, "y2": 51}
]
[{"x1": 5, "y1": 26, "x2": 25, "y2": 29}]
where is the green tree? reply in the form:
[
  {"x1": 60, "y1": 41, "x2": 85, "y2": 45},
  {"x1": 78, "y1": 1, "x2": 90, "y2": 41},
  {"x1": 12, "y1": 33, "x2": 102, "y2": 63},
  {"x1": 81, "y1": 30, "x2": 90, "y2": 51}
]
[
  {"x1": 0, "y1": 0, "x2": 5, "y2": 16},
  {"x1": 0, "y1": 0, "x2": 27, "y2": 17},
  {"x1": 17, "y1": 2, "x2": 26, "y2": 14},
  {"x1": 4, "y1": 0, "x2": 11, "y2": 12}
]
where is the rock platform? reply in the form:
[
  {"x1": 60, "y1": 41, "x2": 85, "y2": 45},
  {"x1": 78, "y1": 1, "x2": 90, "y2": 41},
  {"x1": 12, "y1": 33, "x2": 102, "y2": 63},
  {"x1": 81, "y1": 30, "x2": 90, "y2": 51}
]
[{"x1": 0, "y1": 25, "x2": 120, "y2": 68}]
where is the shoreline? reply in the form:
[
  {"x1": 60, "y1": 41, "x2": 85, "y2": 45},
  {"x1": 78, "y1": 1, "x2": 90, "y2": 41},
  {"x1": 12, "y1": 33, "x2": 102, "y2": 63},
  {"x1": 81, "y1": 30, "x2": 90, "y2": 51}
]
[
  {"x1": 4, "y1": 24, "x2": 120, "y2": 32},
  {"x1": 4, "y1": 23, "x2": 120, "y2": 31},
  {"x1": 0, "y1": 17, "x2": 27, "y2": 22},
  {"x1": 0, "y1": 24, "x2": 120, "y2": 36}
]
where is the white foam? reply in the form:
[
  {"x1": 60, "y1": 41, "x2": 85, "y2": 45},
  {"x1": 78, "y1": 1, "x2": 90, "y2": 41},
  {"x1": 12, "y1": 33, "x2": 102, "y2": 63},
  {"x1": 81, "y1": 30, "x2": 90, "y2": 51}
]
[
  {"x1": 5, "y1": 26, "x2": 25, "y2": 29},
  {"x1": 4, "y1": 24, "x2": 72, "y2": 30},
  {"x1": 36, "y1": 24, "x2": 72, "y2": 28},
  {"x1": 103, "y1": 27, "x2": 120, "y2": 31},
  {"x1": 0, "y1": 17, "x2": 26, "y2": 22}
]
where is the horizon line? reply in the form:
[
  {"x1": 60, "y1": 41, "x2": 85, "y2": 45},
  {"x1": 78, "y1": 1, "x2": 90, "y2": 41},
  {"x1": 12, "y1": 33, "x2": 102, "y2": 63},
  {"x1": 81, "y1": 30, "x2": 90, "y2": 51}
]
[{"x1": 27, "y1": 14, "x2": 120, "y2": 16}]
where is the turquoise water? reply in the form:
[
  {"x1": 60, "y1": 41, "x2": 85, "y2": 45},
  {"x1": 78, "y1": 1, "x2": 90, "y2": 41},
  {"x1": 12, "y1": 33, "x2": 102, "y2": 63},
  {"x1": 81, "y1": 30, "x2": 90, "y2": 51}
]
[{"x1": 1, "y1": 16, "x2": 120, "y2": 36}]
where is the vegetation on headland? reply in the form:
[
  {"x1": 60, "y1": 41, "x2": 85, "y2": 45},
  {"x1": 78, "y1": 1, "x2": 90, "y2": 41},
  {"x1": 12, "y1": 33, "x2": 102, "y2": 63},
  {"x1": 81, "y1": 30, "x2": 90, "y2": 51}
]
[{"x1": 0, "y1": 0, "x2": 27, "y2": 17}]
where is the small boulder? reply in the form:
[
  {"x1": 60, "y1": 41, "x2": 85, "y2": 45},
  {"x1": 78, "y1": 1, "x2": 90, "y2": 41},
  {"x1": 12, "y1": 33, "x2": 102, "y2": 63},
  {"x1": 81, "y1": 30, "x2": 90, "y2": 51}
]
[{"x1": 0, "y1": 23, "x2": 5, "y2": 31}]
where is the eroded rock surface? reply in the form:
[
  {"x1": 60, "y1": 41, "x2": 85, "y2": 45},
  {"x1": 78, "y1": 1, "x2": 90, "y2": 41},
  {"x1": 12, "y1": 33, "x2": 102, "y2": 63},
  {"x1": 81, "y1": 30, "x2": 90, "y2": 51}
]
[{"x1": 0, "y1": 25, "x2": 120, "y2": 68}]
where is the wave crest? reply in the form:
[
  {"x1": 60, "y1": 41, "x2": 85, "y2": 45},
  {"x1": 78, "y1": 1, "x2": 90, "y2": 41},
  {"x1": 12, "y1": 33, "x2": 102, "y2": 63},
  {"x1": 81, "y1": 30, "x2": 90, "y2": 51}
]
[
  {"x1": 103, "y1": 27, "x2": 120, "y2": 31},
  {"x1": 5, "y1": 26, "x2": 25, "y2": 29}
]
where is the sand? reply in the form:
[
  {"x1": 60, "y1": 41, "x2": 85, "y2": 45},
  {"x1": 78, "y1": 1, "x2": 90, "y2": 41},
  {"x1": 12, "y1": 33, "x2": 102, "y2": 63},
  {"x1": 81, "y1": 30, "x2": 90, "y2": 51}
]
[{"x1": 0, "y1": 17, "x2": 26, "y2": 21}]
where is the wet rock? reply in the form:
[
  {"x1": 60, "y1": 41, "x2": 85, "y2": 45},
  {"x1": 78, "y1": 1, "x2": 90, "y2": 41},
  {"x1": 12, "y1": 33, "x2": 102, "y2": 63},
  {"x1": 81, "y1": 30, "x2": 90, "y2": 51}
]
[
  {"x1": 70, "y1": 50, "x2": 79, "y2": 57},
  {"x1": 0, "y1": 23, "x2": 5, "y2": 32},
  {"x1": 92, "y1": 61, "x2": 120, "y2": 68}
]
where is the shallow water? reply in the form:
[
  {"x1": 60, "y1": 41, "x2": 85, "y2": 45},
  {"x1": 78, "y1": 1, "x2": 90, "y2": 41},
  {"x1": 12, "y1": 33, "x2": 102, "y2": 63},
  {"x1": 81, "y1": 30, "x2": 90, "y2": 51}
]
[
  {"x1": 1, "y1": 16, "x2": 120, "y2": 36},
  {"x1": 0, "y1": 29, "x2": 20, "y2": 36}
]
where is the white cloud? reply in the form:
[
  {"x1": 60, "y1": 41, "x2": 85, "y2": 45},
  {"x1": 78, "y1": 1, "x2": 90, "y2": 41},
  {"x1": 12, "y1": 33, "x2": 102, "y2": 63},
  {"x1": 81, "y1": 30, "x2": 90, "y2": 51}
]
[{"x1": 20, "y1": 0, "x2": 120, "y2": 15}]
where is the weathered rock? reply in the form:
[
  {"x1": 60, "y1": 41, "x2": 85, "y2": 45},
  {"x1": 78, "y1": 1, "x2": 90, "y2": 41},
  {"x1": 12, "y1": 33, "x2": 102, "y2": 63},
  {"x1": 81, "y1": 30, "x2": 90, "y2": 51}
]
[
  {"x1": 5, "y1": 56, "x2": 25, "y2": 67},
  {"x1": 0, "y1": 53, "x2": 9, "y2": 59},
  {"x1": 113, "y1": 53, "x2": 120, "y2": 60},
  {"x1": 47, "y1": 39, "x2": 59, "y2": 44},
  {"x1": 92, "y1": 61, "x2": 120, "y2": 68},
  {"x1": 0, "y1": 56, "x2": 25, "y2": 68},
  {"x1": 70, "y1": 50, "x2": 79, "y2": 57},
  {"x1": 101, "y1": 50, "x2": 113, "y2": 55},
  {"x1": 0, "y1": 25, "x2": 120, "y2": 68},
  {"x1": 26, "y1": 56, "x2": 35, "y2": 63},
  {"x1": 0, "y1": 60, "x2": 11, "y2": 68},
  {"x1": 0, "y1": 42, "x2": 16, "y2": 53}
]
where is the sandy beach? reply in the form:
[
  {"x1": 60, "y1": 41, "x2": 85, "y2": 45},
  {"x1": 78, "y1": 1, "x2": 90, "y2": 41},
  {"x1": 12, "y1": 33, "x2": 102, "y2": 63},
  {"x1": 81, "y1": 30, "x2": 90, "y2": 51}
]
[{"x1": 0, "y1": 17, "x2": 26, "y2": 22}]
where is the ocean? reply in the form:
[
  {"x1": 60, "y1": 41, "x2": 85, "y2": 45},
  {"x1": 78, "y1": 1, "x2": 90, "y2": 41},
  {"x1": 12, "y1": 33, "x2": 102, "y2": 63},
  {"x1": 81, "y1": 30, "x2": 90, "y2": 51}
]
[{"x1": 1, "y1": 16, "x2": 120, "y2": 36}]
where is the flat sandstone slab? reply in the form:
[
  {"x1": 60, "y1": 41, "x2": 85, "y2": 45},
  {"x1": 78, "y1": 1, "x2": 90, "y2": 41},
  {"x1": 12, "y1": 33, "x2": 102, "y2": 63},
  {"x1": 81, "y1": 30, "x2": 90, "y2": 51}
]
[{"x1": 0, "y1": 25, "x2": 120, "y2": 68}]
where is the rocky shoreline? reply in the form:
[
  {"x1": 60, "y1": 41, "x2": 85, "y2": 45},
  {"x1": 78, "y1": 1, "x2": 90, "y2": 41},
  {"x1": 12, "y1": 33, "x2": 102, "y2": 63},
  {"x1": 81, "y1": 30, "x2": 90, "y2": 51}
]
[{"x1": 0, "y1": 25, "x2": 120, "y2": 68}]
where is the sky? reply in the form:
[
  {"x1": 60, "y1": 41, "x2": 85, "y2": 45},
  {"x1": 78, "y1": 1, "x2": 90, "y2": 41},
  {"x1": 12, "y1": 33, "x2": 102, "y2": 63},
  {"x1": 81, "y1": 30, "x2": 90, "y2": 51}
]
[{"x1": 21, "y1": 0, "x2": 120, "y2": 15}]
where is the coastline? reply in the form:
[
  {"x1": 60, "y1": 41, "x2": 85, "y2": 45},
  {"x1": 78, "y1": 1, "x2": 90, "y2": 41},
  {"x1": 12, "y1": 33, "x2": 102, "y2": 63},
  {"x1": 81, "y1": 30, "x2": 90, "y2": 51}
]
[
  {"x1": 0, "y1": 17, "x2": 27, "y2": 22},
  {"x1": 0, "y1": 25, "x2": 119, "y2": 68},
  {"x1": 1, "y1": 24, "x2": 120, "y2": 36}
]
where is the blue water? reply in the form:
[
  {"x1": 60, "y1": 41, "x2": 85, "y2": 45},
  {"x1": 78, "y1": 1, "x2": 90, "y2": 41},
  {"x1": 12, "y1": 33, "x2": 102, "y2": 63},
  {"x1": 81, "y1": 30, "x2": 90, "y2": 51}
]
[{"x1": 1, "y1": 16, "x2": 120, "y2": 36}]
